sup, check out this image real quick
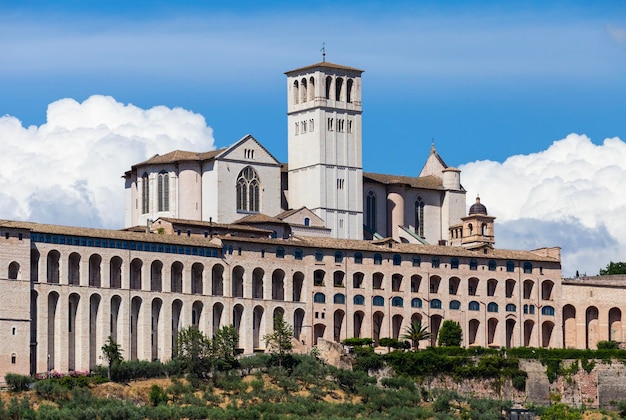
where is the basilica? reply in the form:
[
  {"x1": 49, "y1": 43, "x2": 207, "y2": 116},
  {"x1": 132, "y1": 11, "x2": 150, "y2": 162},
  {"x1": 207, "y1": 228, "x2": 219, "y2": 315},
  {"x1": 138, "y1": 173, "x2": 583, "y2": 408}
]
[{"x1": 0, "y1": 60, "x2": 620, "y2": 381}]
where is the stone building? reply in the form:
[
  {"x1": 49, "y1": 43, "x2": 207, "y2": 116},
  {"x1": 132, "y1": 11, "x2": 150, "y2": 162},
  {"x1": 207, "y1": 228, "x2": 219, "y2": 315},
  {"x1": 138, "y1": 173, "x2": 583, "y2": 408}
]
[{"x1": 0, "y1": 59, "x2": 573, "y2": 380}]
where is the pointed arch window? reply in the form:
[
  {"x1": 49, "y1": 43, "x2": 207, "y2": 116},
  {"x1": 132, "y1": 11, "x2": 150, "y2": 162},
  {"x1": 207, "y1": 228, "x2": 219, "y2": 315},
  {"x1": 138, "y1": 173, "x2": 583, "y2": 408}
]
[
  {"x1": 236, "y1": 166, "x2": 260, "y2": 213},
  {"x1": 141, "y1": 173, "x2": 149, "y2": 214},
  {"x1": 415, "y1": 196, "x2": 425, "y2": 237},
  {"x1": 157, "y1": 172, "x2": 169, "y2": 212},
  {"x1": 366, "y1": 191, "x2": 377, "y2": 231}
]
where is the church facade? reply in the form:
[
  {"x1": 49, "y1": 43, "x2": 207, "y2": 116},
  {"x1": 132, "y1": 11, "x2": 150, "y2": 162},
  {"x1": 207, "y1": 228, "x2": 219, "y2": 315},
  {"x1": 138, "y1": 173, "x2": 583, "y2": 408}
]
[{"x1": 1, "y1": 59, "x2": 621, "y2": 381}]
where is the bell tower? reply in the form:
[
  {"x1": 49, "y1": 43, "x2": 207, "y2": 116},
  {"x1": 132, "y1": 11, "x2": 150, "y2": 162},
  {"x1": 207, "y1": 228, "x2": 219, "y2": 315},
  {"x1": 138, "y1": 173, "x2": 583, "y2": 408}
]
[{"x1": 285, "y1": 61, "x2": 364, "y2": 239}]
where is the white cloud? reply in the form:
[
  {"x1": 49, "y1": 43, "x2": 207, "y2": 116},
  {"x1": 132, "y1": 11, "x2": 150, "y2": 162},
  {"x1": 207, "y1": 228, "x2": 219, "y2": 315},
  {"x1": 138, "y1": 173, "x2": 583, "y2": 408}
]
[
  {"x1": 0, "y1": 95, "x2": 215, "y2": 228},
  {"x1": 460, "y1": 134, "x2": 626, "y2": 277}
]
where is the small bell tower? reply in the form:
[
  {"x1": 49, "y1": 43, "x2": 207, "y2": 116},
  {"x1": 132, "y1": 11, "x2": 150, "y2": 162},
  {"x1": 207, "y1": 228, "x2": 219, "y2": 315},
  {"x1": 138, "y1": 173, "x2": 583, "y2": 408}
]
[{"x1": 460, "y1": 196, "x2": 496, "y2": 249}]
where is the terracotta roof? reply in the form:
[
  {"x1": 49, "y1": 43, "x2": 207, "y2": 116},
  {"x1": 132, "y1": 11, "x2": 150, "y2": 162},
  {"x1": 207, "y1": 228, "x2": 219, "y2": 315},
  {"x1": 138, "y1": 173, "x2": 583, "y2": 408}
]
[
  {"x1": 285, "y1": 61, "x2": 364, "y2": 75},
  {"x1": 276, "y1": 207, "x2": 306, "y2": 220},
  {"x1": 132, "y1": 148, "x2": 226, "y2": 169},
  {"x1": 156, "y1": 217, "x2": 272, "y2": 233},
  {"x1": 0, "y1": 220, "x2": 221, "y2": 248},
  {"x1": 235, "y1": 214, "x2": 289, "y2": 225},
  {"x1": 363, "y1": 172, "x2": 443, "y2": 190},
  {"x1": 218, "y1": 234, "x2": 560, "y2": 263}
]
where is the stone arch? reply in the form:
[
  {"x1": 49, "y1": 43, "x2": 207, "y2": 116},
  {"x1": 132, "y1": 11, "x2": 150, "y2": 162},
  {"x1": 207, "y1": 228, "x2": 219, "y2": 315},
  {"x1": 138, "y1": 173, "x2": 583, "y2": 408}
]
[
  {"x1": 233, "y1": 304, "x2": 244, "y2": 348},
  {"x1": 292, "y1": 271, "x2": 304, "y2": 301},
  {"x1": 488, "y1": 317, "x2": 498, "y2": 346},
  {"x1": 609, "y1": 307, "x2": 622, "y2": 342},
  {"x1": 171, "y1": 300, "x2": 183, "y2": 357},
  {"x1": 373, "y1": 272, "x2": 384, "y2": 290},
  {"x1": 411, "y1": 275, "x2": 421, "y2": 293},
  {"x1": 411, "y1": 313, "x2": 423, "y2": 324},
  {"x1": 372, "y1": 311, "x2": 384, "y2": 345},
  {"x1": 506, "y1": 318, "x2": 516, "y2": 348},
  {"x1": 110, "y1": 256, "x2": 122, "y2": 289},
  {"x1": 429, "y1": 275, "x2": 441, "y2": 294},
  {"x1": 31, "y1": 249, "x2": 40, "y2": 282},
  {"x1": 192, "y1": 301, "x2": 203, "y2": 329},
  {"x1": 392, "y1": 314, "x2": 403, "y2": 340},
  {"x1": 151, "y1": 298, "x2": 163, "y2": 361},
  {"x1": 562, "y1": 304, "x2": 577, "y2": 348},
  {"x1": 542, "y1": 320, "x2": 555, "y2": 348},
  {"x1": 47, "y1": 250, "x2": 60, "y2": 283},
  {"x1": 68, "y1": 252, "x2": 81, "y2": 285},
  {"x1": 8, "y1": 261, "x2": 19, "y2": 280},
  {"x1": 150, "y1": 260, "x2": 163, "y2": 292},
  {"x1": 68, "y1": 293, "x2": 81, "y2": 369},
  {"x1": 468, "y1": 277, "x2": 479, "y2": 296},
  {"x1": 130, "y1": 296, "x2": 143, "y2": 360},
  {"x1": 253, "y1": 268, "x2": 264, "y2": 299},
  {"x1": 505, "y1": 279, "x2": 516, "y2": 298},
  {"x1": 191, "y1": 263, "x2": 204, "y2": 295},
  {"x1": 448, "y1": 277, "x2": 460, "y2": 295},
  {"x1": 213, "y1": 302, "x2": 224, "y2": 336},
  {"x1": 333, "y1": 309, "x2": 345, "y2": 342},
  {"x1": 89, "y1": 293, "x2": 101, "y2": 369},
  {"x1": 130, "y1": 258, "x2": 142, "y2": 290},
  {"x1": 353, "y1": 311, "x2": 364, "y2": 338},
  {"x1": 487, "y1": 279, "x2": 498, "y2": 296},
  {"x1": 523, "y1": 320, "x2": 535, "y2": 347},
  {"x1": 586, "y1": 306, "x2": 599, "y2": 349},
  {"x1": 314, "y1": 323, "x2": 326, "y2": 345},
  {"x1": 468, "y1": 319, "x2": 480, "y2": 346},
  {"x1": 212, "y1": 264, "x2": 224, "y2": 296},
  {"x1": 523, "y1": 280, "x2": 534, "y2": 299},
  {"x1": 431, "y1": 315, "x2": 443, "y2": 346},
  {"x1": 30, "y1": 290, "x2": 38, "y2": 374},
  {"x1": 88, "y1": 254, "x2": 101, "y2": 287},
  {"x1": 47, "y1": 291, "x2": 60, "y2": 369},
  {"x1": 253, "y1": 306, "x2": 264, "y2": 349},
  {"x1": 232, "y1": 266, "x2": 244, "y2": 298},
  {"x1": 294, "y1": 308, "x2": 305, "y2": 341},
  {"x1": 171, "y1": 261, "x2": 183, "y2": 293},
  {"x1": 110, "y1": 295, "x2": 122, "y2": 342},
  {"x1": 541, "y1": 280, "x2": 555, "y2": 300},
  {"x1": 272, "y1": 269, "x2": 285, "y2": 301}
]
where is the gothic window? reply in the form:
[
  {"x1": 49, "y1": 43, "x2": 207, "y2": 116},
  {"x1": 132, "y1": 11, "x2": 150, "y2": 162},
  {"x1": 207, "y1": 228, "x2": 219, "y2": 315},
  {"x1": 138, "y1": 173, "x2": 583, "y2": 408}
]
[
  {"x1": 335, "y1": 77, "x2": 343, "y2": 101},
  {"x1": 347, "y1": 78, "x2": 353, "y2": 103},
  {"x1": 157, "y1": 172, "x2": 169, "y2": 212},
  {"x1": 236, "y1": 166, "x2": 260, "y2": 213},
  {"x1": 415, "y1": 196, "x2": 424, "y2": 237},
  {"x1": 325, "y1": 76, "x2": 332, "y2": 99},
  {"x1": 141, "y1": 173, "x2": 149, "y2": 214},
  {"x1": 366, "y1": 191, "x2": 377, "y2": 231}
]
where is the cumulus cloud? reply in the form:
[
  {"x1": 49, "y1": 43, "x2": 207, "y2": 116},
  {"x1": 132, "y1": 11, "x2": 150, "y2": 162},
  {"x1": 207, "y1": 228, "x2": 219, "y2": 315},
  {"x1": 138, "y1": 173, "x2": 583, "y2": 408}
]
[
  {"x1": 0, "y1": 95, "x2": 215, "y2": 228},
  {"x1": 460, "y1": 134, "x2": 626, "y2": 277}
]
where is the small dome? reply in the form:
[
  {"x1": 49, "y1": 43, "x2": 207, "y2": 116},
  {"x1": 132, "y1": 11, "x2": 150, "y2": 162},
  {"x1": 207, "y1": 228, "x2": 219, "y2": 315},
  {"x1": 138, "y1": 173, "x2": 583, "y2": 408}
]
[{"x1": 469, "y1": 196, "x2": 487, "y2": 215}]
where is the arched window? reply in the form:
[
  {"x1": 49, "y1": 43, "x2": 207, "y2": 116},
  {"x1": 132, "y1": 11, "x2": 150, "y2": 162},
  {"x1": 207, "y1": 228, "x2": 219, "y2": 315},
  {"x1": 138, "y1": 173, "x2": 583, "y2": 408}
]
[
  {"x1": 506, "y1": 261, "x2": 515, "y2": 272},
  {"x1": 334, "y1": 293, "x2": 346, "y2": 304},
  {"x1": 415, "y1": 197, "x2": 425, "y2": 237},
  {"x1": 346, "y1": 78, "x2": 354, "y2": 103},
  {"x1": 488, "y1": 260, "x2": 497, "y2": 271},
  {"x1": 313, "y1": 293, "x2": 326, "y2": 304},
  {"x1": 412, "y1": 256, "x2": 421, "y2": 267},
  {"x1": 275, "y1": 246, "x2": 285, "y2": 258},
  {"x1": 335, "y1": 251, "x2": 344, "y2": 263},
  {"x1": 300, "y1": 78, "x2": 307, "y2": 103},
  {"x1": 469, "y1": 301, "x2": 480, "y2": 311},
  {"x1": 391, "y1": 297, "x2": 403, "y2": 307},
  {"x1": 315, "y1": 250, "x2": 324, "y2": 262},
  {"x1": 430, "y1": 299, "x2": 442, "y2": 309},
  {"x1": 469, "y1": 259, "x2": 478, "y2": 270},
  {"x1": 157, "y1": 172, "x2": 169, "y2": 212},
  {"x1": 431, "y1": 256, "x2": 440, "y2": 268},
  {"x1": 468, "y1": 223, "x2": 474, "y2": 236},
  {"x1": 313, "y1": 269, "x2": 325, "y2": 287},
  {"x1": 450, "y1": 258, "x2": 459, "y2": 269},
  {"x1": 293, "y1": 80, "x2": 299, "y2": 104},
  {"x1": 542, "y1": 306, "x2": 555, "y2": 316},
  {"x1": 523, "y1": 262, "x2": 533, "y2": 274},
  {"x1": 372, "y1": 296, "x2": 384, "y2": 306},
  {"x1": 141, "y1": 172, "x2": 149, "y2": 214},
  {"x1": 294, "y1": 248, "x2": 303, "y2": 260},
  {"x1": 392, "y1": 254, "x2": 401, "y2": 266},
  {"x1": 506, "y1": 304, "x2": 517, "y2": 312},
  {"x1": 304, "y1": 217, "x2": 310, "y2": 226},
  {"x1": 236, "y1": 166, "x2": 260, "y2": 213},
  {"x1": 354, "y1": 252, "x2": 363, "y2": 264},
  {"x1": 373, "y1": 254, "x2": 382, "y2": 265},
  {"x1": 325, "y1": 76, "x2": 332, "y2": 99},
  {"x1": 411, "y1": 298, "x2": 422, "y2": 308},
  {"x1": 450, "y1": 300, "x2": 461, "y2": 310},
  {"x1": 335, "y1": 77, "x2": 343, "y2": 101},
  {"x1": 8, "y1": 262, "x2": 19, "y2": 280},
  {"x1": 354, "y1": 295, "x2": 365, "y2": 305},
  {"x1": 487, "y1": 302, "x2": 498, "y2": 313},
  {"x1": 524, "y1": 304, "x2": 536, "y2": 314},
  {"x1": 366, "y1": 191, "x2": 377, "y2": 231}
]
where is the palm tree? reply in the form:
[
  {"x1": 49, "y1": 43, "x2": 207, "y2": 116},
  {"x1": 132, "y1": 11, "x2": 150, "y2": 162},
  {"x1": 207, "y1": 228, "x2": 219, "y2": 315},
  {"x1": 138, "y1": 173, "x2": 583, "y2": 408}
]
[{"x1": 402, "y1": 319, "x2": 431, "y2": 350}]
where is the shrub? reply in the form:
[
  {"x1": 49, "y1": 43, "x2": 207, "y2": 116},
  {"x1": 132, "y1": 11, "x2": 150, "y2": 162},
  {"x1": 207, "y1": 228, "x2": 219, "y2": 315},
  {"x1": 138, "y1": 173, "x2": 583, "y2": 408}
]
[
  {"x1": 538, "y1": 403, "x2": 582, "y2": 420},
  {"x1": 597, "y1": 340, "x2": 619, "y2": 350},
  {"x1": 437, "y1": 320, "x2": 463, "y2": 347},
  {"x1": 34, "y1": 379, "x2": 68, "y2": 401},
  {"x1": 342, "y1": 337, "x2": 374, "y2": 347},
  {"x1": 4, "y1": 373, "x2": 33, "y2": 392},
  {"x1": 149, "y1": 384, "x2": 169, "y2": 406},
  {"x1": 381, "y1": 376, "x2": 416, "y2": 392}
]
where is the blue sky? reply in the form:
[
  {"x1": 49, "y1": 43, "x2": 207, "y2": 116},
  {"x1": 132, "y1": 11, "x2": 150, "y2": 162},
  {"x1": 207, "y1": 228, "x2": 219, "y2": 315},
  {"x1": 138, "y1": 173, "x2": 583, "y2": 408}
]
[{"x1": 0, "y1": 1, "x2": 625, "y2": 275}]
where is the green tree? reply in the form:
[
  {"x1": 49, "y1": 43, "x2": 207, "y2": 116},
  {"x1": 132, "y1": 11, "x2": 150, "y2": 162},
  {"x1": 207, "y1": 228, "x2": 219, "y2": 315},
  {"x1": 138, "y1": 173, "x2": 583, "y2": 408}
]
[
  {"x1": 264, "y1": 313, "x2": 294, "y2": 367},
  {"x1": 175, "y1": 326, "x2": 212, "y2": 377},
  {"x1": 401, "y1": 319, "x2": 431, "y2": 350},
  {"x1": 599, "y1": 261, "x2": 626, "y2": 275},
  {"x1": 101, "y1": 336, "x2": 123, "y2": 381},
  {"x1": 212, "y1": 325, "x2": 240, "y2": 369},
  {"x1": 437, "y1": 320, "x2": 463, "y2": 347}
]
